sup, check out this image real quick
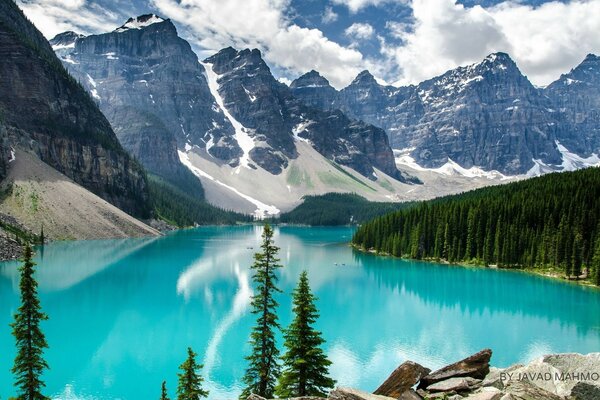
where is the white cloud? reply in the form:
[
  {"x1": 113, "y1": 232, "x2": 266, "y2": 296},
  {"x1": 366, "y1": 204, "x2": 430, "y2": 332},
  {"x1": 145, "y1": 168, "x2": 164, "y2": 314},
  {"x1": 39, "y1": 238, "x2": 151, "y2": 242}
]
[
  {"x1": 385, "y1": 0, "x2": 600, "y2": 86},
  {"x1": 17, "y1": 0, "x2": 123, "y2": 38},
  {"x1": 151, "y1": 0, "x2": 366, "y2": 88},
  {"x1": 333, "y1": 0, "x2": 397, "y2": 13},
  {"x1": 322, "y1": 6, "x2": 338, "y2": 23},
  {"x1": 345, "y1": 22, "x2": 375, "y2": 40}
]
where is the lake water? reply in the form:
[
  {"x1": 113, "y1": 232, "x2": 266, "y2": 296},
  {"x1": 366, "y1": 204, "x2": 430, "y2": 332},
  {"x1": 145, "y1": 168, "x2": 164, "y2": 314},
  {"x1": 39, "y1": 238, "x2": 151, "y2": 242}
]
[{"x1": 1, "y1": 226, "x2": 599, "y2": 399}]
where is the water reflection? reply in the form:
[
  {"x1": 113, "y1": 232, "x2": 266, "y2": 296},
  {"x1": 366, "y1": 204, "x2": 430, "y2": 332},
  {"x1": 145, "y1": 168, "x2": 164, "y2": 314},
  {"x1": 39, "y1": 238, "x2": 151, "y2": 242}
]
[{"x1": 0, "y1": 226, "x2": 598, "y2": 400}]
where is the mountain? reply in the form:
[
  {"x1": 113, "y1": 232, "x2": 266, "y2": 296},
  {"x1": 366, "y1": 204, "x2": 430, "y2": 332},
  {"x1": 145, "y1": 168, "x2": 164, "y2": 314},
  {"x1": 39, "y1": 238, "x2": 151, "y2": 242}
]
[
  {"x1": 0, "y1": 0, "x2": 151, "y2": 218},
  {"x1": 202, "y1": 47, "x2": 407, "y2": 180},
  {"x1": 546, "y1": 54, "x2": 600, "y2": 156},
  {"x1": 292, "y1": 53, "x2": 600, "y2": 176},
  {"x1": 51, "y1": 17, "x2": 418, "y2": 217}
]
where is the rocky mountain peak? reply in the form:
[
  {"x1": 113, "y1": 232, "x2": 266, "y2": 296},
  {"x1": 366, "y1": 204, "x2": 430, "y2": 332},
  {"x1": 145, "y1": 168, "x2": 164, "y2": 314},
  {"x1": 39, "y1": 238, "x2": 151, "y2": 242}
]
[
  {"x1": 350, "y1": 70, "x2": 378, "y2": 86},
  {"x1": 49, "y1": 31, "x2": 85, "y2": 49},
  {"x1": 115, "y1": 14, "x2": 167, "y2": 33},
  {"x1": 290, "y1": 70, "x2": 332, "y2": 89}
]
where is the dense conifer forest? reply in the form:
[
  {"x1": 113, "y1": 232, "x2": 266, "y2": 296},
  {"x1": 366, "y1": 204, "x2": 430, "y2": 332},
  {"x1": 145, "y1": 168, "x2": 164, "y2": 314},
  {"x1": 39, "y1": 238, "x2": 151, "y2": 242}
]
[
  {"x1": 148, "y1": 175, "x2": 252, "y2": 226},
  {"x1": 279, "y1": 193, "x2": 414, "y2": 225},
  {"x1": 352, "y1": 168, "x2": 600, "y2": 285}
]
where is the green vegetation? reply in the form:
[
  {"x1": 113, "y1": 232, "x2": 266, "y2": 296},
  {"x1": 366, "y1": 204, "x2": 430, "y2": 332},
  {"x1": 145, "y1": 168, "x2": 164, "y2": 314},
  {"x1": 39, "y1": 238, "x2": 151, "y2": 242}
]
[
  {"x1": 286, "y1": 165, "x2": 314, "y2": 188},
  {"x1": 241, "y1": 224, "x2": 283, "y2": 399},
  {"x1": 147, "y1": 174, "x2": 252, "y2": 227},
  {"x1": 279, "y1": 193, "x2": 414, "y2": 226},
  {"x1": 276, "y1": 271, "x2": 335, "y2": 398},
  {"x1": 0, "y1": 218, "x2": 43, "y2": 245},
  {"x1": 353, "y1": 167, "x2": 600, "y2": 285},
  {"x1": 10, "y1": 244, "x2": 49, "y2": 399},
  {"x1": 176, "y1": 348, "x2": 208, "y2": 400},
  {"x1": 160, "y1": 381, "x2": 170, "y2": 400}
]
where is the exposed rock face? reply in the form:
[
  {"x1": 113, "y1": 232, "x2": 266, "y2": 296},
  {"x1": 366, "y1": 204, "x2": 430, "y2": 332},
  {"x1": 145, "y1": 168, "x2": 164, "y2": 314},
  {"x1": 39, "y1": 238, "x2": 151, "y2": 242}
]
[
  {"x1": 49, "y1": 16, "x2": 227, "y2": 193},
  {"x1": 292, "y1": 53, "x2": 600, "y2": 176},
  {"x1": 204, "y1": 47, "x2": 407, "y2": 181},
  {"x1": 419, "y1": 349, "x2": 492, "y2": 389},
  {"x1": 53, "y1": 18, "x2": 411, "y2": 186},
  {"x1": 545, "y1": 54, "x2": 600, "y2": 155},
  {"x1": 0, "y1": 0, "x2": 150, "y2": 217},
  {"x1": 373, "y1": 361, "x2": 431, "y2": 397}
]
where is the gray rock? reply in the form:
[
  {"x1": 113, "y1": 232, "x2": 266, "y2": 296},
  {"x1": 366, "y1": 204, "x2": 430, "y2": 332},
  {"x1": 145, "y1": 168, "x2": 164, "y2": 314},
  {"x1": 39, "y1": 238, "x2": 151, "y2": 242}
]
[
  {"x1": 328, "y1": 388, "x2": 396, "y2": 400},
  {"x1": 419, "y1": 349, "x2": 492, "y2": 389},
  {"x1": 373, "y1": 360, "x2": 431, "y2": 397},
  {"x1": 463, "y1": 387, "x2": 503, "y2": 400},
  {"x1": 246, "y1": 395, "x2": 267, "y2": 400},
  {"x1": 570, "y1": 381, "x2": 600, "y2": 400},
  {"x1": 502, "y1": 380, "x2": 562, "y2": 400},
  {"x1": 501, "y1": 353, "x2": 600, "y2": 398},
  {"x1": 481, "y1": 365, "x2": 524, "y2": 390},
  {"x1": 426, "y1": 377, "x2": 481, "y2": 392},
  {"x1": 398, "y1": 389, "x2": 423, "y2": 399}
]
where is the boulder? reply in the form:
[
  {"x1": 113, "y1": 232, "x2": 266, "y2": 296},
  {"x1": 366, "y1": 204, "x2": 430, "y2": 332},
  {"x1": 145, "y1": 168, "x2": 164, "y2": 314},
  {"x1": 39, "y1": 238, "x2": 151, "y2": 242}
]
[
  {"x1": 501, "y1": 353, "x2": 600, "y2": 397},
  {"x1": 328, "y1": 388, "x2": 396, "y2": 400},
  {"x1": 398, "y1": 389, "x2": 423, "y2": 399},
  {"x1": 570, "y1": 381, "x2": 600, "y2": 400},
  {"x1": 502, "y1": 380, "x2": 562, "y2": 400},
  {"x1": 418, "y1": 349, "x2": 492, "y2": 389},
  {"x1": 481, "y1": 365, "x2": 524, "y2": 390},
  {"x1": 463, "y1": 387, "x2": 503, "y2": 400},
  {"x1": 373, "y1": 361, "x2": 431, "y2": 398},
  {"x1": 427, "y1": 377, "x2": 481, "y2": 392},
  {"x1": 246, "y1": 395, "x2": 267, "y2": 400}
]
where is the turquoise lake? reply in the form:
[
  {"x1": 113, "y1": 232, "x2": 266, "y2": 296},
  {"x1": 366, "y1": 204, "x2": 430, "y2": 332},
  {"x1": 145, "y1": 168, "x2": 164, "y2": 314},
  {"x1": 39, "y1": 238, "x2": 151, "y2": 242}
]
[{"x1": 1, "y1": 226, "x2": 599, "y2": 399}]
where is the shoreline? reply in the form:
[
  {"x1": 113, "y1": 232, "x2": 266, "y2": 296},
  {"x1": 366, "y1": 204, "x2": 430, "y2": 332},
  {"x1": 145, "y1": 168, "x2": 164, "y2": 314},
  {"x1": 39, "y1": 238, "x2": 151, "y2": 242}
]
[{"x1": 351, "y1": 243, "x2": 600, "y2": 289}]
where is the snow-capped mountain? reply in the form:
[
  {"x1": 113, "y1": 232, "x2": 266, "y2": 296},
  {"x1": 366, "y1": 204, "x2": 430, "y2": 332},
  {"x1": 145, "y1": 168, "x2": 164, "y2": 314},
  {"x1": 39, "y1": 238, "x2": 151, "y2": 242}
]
[
  {"x1": 51, "y1": 16, "x2": 417, "y2": 217},
  {"x1": 291, "y1": 53, "x2": 600, "y2": 177}
]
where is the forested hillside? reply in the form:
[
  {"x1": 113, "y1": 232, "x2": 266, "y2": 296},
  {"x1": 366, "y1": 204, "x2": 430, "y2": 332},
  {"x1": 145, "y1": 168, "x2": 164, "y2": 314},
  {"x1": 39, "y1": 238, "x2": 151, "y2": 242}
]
[
  {"x1": 352, "y1": 168, "x2": 600, "y2": 285},
  {"x1": 148, "y1": 175, "x2": 252, "y2": 227},
  {"x1": 279, "y1": 193, "x2": 413, "y2": 225}
]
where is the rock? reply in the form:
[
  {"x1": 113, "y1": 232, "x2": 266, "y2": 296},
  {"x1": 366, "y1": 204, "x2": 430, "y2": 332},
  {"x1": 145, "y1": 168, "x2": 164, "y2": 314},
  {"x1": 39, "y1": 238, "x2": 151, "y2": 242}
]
[
  {"x1": 501, "y1": 353, "x2": 600, "y2": 397},
  {"x1": 463, "y1": 387, "x2": 503, "y2": 400},
  {"x1": 328, "y1": 387, "x2": 396, "y2": 400},
  {"x1": 246, "y1": 395, "x2": 267, "y2": 400},
  {"x1": 426, "y1": 377, "x2": 481, "y2": 392},
  {"x1": 481, "y1": 365, "x2": 524, "y2": 390},
  {"x1": 398, "y1": 389, "x2": 423, "y2": 399},
  {"x1": 373, "y1": 361, "x2": 431, "y2": 397},
  {"x1": 570, "y1": 381, "x2": 600, "y2": 400},
  {"x1": 419, "y1": 349, "x2": 492, "y2": 389},
  {"x1": 502, "y1": 380, "x2": 562, "y2": 400}
]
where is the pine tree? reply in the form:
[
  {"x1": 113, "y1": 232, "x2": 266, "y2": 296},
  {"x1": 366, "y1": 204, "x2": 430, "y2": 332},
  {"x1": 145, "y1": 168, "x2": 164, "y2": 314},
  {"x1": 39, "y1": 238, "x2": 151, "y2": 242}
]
[
  {"x1": 39, "y1": 225, "x2": 44, "y2": 245},
  {"x1": 176, "y1": 348, "x2": 208, "y2": 400},
  {"x1": 11, "y1": 243, "x2": 49, "y2": 400},
  {"x1": 240, "y1": 224, "x2": 283, "y2": 399},
  {"x1": 592, "y1": 238, "x2": 600, "y2": 286},
  {"x1": 275, "y1": 271, "x2": 335, "y2": 398},
  {"x1": 160, "y1": 380, "x2": 170, "y2": 400}
]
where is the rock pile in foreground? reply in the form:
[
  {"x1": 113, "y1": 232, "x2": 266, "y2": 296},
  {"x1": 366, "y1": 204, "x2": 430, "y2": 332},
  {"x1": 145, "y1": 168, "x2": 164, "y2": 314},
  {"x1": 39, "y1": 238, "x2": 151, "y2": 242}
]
[{"x1": 248, "y1": 350, "x2": 600, "y2": 400}]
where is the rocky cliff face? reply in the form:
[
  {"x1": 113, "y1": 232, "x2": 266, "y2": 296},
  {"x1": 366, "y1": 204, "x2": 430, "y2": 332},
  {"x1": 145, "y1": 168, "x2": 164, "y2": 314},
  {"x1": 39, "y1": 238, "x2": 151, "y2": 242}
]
[
  {"x1": 546, "y1": 54, "x2": 600, "y2": 155},
  {"x1": 204, "y1": 47, "x2": 407, "y2": 180},
  {"x1": 293, "y1": 53, "x2": 600, "y2": 176},
  {"x1": 50, "y1": 15, "x2": 230, "y2": 193},
  {"x1": 0, "y1": 0, "x2": 150, "y2": 217}
]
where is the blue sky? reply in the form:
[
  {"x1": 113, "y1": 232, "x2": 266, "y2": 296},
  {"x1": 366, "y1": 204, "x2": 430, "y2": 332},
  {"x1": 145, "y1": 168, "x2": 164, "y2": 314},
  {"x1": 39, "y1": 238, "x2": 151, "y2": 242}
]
[{"x1": 19, "y1": 0, "x2": 600, "y2": 88}]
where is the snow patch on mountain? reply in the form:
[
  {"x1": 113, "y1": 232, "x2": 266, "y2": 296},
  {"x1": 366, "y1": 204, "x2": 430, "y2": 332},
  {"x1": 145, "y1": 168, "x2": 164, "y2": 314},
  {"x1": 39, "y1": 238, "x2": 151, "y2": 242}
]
[
  {"x1": 394, "y1": 149, "x2": 507, "y2": 180},
  {"x1": 115, "y1": 15, "x2": 165, "y2": 32},
  {"x1": 178, "y1": 150, "x2": 279, "y2": 219},
  {"x1": 556, "y1": 141, "x2": 600, "y2": 171},
  {"x1": 201, "y1": 62, "x2": 255, "y2": 172}
]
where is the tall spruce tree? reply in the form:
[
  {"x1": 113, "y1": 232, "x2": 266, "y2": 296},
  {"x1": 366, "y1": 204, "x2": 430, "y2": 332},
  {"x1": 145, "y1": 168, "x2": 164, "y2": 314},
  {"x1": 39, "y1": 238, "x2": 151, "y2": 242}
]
[
  {"x1": 11, "y1": 243, "x2": 49, "y2": 400},
  {"x1": 176, "y1": 347, "x2": 208, "y2": 400},
  {"x1": 240, "y1": 224, "x2": 283, "y2": 399},
  {"x1": 160, "y1": 380, "x2": 170, "y2": 400},
  {"x1": 275, "y1": 271, "x2": 335, "y2": 398}
]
